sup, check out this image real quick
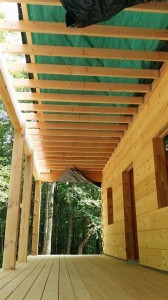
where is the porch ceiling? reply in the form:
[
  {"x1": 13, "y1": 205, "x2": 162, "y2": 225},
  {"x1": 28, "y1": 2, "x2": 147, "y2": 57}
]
[{"x1": 0, "y1": 0, "x2": 168, "y2": 182}]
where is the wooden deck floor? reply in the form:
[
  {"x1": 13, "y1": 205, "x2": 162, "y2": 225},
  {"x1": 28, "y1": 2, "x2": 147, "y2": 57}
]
[{"x1": 0, "y1": 255, "x2": 168, "y2": 300}]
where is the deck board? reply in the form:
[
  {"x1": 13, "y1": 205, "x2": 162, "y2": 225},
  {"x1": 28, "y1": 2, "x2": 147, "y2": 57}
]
[{"x1": 0, "y1": 255, "x2": 168, "y2": 300}]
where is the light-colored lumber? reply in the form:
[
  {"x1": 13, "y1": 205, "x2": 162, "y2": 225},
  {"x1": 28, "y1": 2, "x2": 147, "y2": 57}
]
[
  {"x1": 32, "y1": 181, "x2": 41, "y2": 256},
  {"x1": 41, "y1": 257, "x2": 59, "y2": 300},
  {"x1": 18, "y1": 155, "x2": 33, "y2": 263},
  {"x1": 17, "y1": 92, "x2": 143, "y2": 104},
  {"x1": 2, "y1": 128, "x2": 25, "y2": 270},
  {"x1": 24, "y1": 257, "x2": 54, "y2": 300},
  {"x1": 1, "y1": 0, "x2": 168, "y2": 13},
  {"x1": 34, "y1": 145, "x2": 113, "y2": 155},
  {"x1": 20, "y1": 104, "x2": 137, "y2": 115},
  {"x1": 3, "y1": 44, "x2": 168, "y2": 62},
  {"x1": 30, "y1": 136, "x2": 120, "y2": 143},
  {"x1": 26, "y1": 123, "x2": 128, "y2": 131},
  {"x1": 34, "y1": 153, "x2": 111, "y2": 159},
  {"x1": 22, "y1": 113, "x2": 132, "y2": 124},
  {"x1": 13, "y1": 78, "x2": 150, "y2": 93},
  {"x1": 10, "y1": 63, "x2": 159, "y2": 79},
  {"x1": 59, "y1": 256, "x2": 76, "y2": 300},
  {"x1": 33, "y1": 141, "x2": 117, "y2": 148},
  {"x1": 28, "y1": 130, "x2": 124, "y2": 138},
  {"x1": 2, "y1": 20, "x2": 168, "y2": 40}
]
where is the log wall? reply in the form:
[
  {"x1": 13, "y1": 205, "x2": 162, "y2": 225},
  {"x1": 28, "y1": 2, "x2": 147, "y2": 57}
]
[{"x1": 102, "y1": 66, "x2": 168, "y2": 271}]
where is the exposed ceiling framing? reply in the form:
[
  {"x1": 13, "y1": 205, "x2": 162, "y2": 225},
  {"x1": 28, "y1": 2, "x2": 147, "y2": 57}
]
[{"x1": 0, "y1": 0, "x2": 168, "y2": 182}]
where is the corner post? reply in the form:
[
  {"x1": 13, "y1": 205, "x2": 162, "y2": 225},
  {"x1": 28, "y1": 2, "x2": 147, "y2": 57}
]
[
  {"x1": 31, "y1": 180, "x2": 41, "y2": 256},
  {"x1": 18, "y1": 154, "x2": 33, "y2": 262},
  {"x1": 2, "y1": 127, "x2": 25, "y2": 270}
]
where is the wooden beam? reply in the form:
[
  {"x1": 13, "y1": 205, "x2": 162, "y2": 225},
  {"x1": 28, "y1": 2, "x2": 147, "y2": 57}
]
[
  {"x1": 34, "y1": 148, "x2": 114, "y2": 153},
  {"x1": 17, "y1": 92, "x2": 143, "y2": 105},
  {"x1": 34, "y1": 153, "x2": 111, "y2": 159},
  {"x1": 2, "y1": 20, "x2": 168, "y2": 40},
  {"x1": 26, "y1": 122, "x2": 128, "y2": 131},
  {"x1": 30, "y1": 136, "x2": 120, "y2": 143},
  {"x1": 18, "y1": 154, "x2": 33, "y2": 262},
  {"x1": 22, "y1": 113, "x2": 133, "y2": 124},
  {"x1": 3, "y1": 44, "x2": 168, "y2": 62},
  {"x1": 28, "y1": 130, "x2": 124, "y2": 138},
  {"x1": 10, "y1": 63, "x2": 159, "y2": 79},
  {"x1": 40, "y1": 171, "x2": 102, "y2": 183},
  {"x1": 0, "y1": 58, "x2": 22, "y2": 129},
  {"x1": 33, "y1": 143, "x2": 117, "y2": 149},
  {"x1": 32, "y1": 180, "x2": 41, "y2": 256},
  {"x1": 14, "y1": 79, "x2": 150, "y2": 93},
  {"x1": 38, "y1": 159, "x2": 108, "y2": 164},
  {"x1": 2, "y1": 0, "x2": 168, "y2": 13},
  {"x1": 21, "y1": 104, "x2": 137, "y2": 115},
  {"x1": 2, "y1": 128, "x2": 25, "y2": 270}
]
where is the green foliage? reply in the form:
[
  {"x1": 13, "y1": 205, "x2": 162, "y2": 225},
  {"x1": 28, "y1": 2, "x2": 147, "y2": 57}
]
[{"x1": 39, "y1": 182, "x2": 102, "y2": 255}]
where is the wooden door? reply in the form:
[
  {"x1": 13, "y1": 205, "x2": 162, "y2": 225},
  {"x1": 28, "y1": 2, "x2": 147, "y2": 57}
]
[{"x1": 122, "y1": 169, "x2": 139, "y2": 261}]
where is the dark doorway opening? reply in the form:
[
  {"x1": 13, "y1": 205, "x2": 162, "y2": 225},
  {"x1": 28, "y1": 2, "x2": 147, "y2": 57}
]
[{"x1": 122, "y1": 169, "x2": 139, "y2": 261}]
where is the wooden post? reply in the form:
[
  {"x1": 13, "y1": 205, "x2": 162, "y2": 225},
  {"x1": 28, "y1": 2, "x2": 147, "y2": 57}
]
[
  {"x1": 2, "y1": 128, "x2": 24, "y2": 270},
  {"x1": 18, "y1": 155, "x2": 33, "y2": 262},
  {"x1": 31, "y1": 180, "x2": 41, "y2": 256}
]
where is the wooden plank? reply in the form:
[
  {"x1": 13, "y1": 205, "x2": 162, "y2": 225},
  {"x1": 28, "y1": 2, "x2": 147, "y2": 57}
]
[
  {"x1": 22, "y1": 113, "x2": 133, "y2": 124},
  {"x1": 2, "y1": 21, "x2": 168, "y2": 40},
  {"x1": 65, "y1": 257, "x2": 93, "y2": 300},
  {"x1": 59, "y1": 256, "x2": 76, "y2": 300},
  {"x1": 18, "y1": 155, "x2": 33, "y2": 263},
  {"x1": 30, "y1": 136, "x2": 120, "y2": 143},
  {"x1": 28, "y1": 130, "x2": 124, "y2": 138},
  {"x1": 33, "y1": 147, "x2": 115, "y2": 153},
  {"x1": 150, "y1": 206, "x2": 168, "y2": 229},
  {"x1": 35, "y1": 155, "x2": 109, "y2": 160},
  {"x1": 2, "y1": 0, "x2": 168, "y2": 13},
  {"x1": 41, "y1": 170, "x2": 102, "y2": 183},
  {"x1": 14, "y1": 79, "x2": 150, "y2": 93},
  {"x1": 21, "y1": 104, "x2": 137, "y2": 115},
  {"x1": 2, "y1": 128, "x2": 25, "y2": 270},
  {"x1": 11, "y1": 64, "x2": 159, "y2": 79},
  {"x1": 0, "y1": 258, "x2": 42, "y2": 299},
  {"x1": 31, "y1": 181, "x2": 41, "y2": 256},
  {"x1": 33, "y1": 143, "x2": 117, "y2": 149},
  {"x1": 6, "y1": 258, "x2": 48, "y2": 300},
  {"x1": 24, "y1": 257, "x2": 54, "y2": 300},
  {"x1": 3, "y1": 44, "x2": 168, "y2": 62},
  {"x1": 42, "y1": 257, "x2": 59, "y2": 300},
  {"x1": 26, "y1": 122, "x2": 128, "y2": 131},
  {"x1": 34, "y1": 153, "x2": 111, "y2": 158}
]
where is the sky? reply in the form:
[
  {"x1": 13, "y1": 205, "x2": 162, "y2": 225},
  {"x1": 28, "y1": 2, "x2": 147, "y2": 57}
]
[{"x1": 0, "y1": 3, "x2": 18, "y2": 20}]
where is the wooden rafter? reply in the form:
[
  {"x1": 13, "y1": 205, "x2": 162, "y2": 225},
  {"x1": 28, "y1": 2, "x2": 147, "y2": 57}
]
[
  {"x1": 17, "y1": 93, "x2": 143, "y2": 105},
  {"x1": 14, "y1": 79, "x2": 150, "y2": 93},
  {"x1": 20, "y1": 104, "x2": 137, "y2": 115},
  {"x1": 33, "y1": 142, "x2": 118, "y2": 148},
  {"x1": 30, "y1": 136, "x2": 120, "y2": 143},
  {"x1": 3, "y1": 44, "x2": 168, "y2": 62},
  {"x1": 33, "y1": 147, "x2": 115, "y2": 153},
  {"x1": 1, "y1": 20, "x2": 168, "y2": 40},
  {"x1": 26, "y1": 122, "x2": 128, "y2": 131},
  {"x1": 9, "y1": 64, "x2": 159, "y2": 79},
  {"x1": 22, "y1": 113, "x2": 133, "y2": 124},
  {"x1": 2, "y1": 0, "x2": 168, "y2": 13}
]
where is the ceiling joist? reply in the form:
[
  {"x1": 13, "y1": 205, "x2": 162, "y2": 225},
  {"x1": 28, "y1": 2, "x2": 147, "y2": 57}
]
[
  {"x1": 3, "y1": 44, "x2": 168, "y2": 62},
  {"x1": 9, "y1": 64, "x2": 159, "y2": 79},
  {"x1": 1, "y1": 20, "x2": 168, "y2": 40}
]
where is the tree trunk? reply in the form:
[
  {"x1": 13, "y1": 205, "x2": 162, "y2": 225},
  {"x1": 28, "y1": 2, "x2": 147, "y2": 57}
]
[
  {"x1": 45, "y1": 182, "x2": 55, "y2": 255},
  {"x1": 78, "y1": 232, "x2": 91, "y2": 255},
  {"x1": 66, "y1": 198, "x2": 73, "y2": 254}
]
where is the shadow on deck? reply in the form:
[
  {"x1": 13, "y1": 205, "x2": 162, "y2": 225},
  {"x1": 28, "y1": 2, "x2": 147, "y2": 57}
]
[{"x1": 0, "y1": 255, "x2": 168, "y2": 299}]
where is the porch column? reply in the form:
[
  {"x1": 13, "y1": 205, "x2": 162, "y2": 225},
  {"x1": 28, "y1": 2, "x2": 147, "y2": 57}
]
[
  {"x1": 31, "y1": 180, "x2": 41, "y2": 256},
  {"x1": 2, "y1": 128, "x2": 25, "y2": 270},
  {"x1": 18, "y1": 155, "x2": 33, "y2": 262}
]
